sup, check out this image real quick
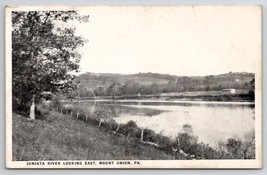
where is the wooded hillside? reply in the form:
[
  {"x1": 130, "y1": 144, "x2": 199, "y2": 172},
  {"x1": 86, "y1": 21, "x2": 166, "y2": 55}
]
[{"x1": 73, "y1": 72, "x2": 255, "y2": 97}]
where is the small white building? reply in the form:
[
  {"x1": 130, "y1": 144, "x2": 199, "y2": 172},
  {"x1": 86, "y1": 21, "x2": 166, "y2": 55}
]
[{"x1": 222, "y1": 89, "x2": 236, "y2": 94}]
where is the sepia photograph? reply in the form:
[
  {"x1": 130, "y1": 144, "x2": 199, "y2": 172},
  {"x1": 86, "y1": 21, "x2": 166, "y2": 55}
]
[{"x1": 5, "y1": 5, "x2": 262, "y2": 168}]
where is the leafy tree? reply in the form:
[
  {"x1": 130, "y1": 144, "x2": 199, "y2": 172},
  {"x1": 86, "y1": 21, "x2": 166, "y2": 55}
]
[
  {"x1": 12, "y1": 11, "x2": 89, "y2": 119},
  {"x1": 107, "y1": 82, "x2": 121, "y2": 100},
  {"x1": 95, "y1": 86, "x2": 106, "y2": 96}
]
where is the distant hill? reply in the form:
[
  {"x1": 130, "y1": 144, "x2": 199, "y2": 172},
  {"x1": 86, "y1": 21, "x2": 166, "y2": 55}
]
[
  {"x1": 74, "y1": 72, "x2": 177, "y2": 89},
  {"x1": 74, "y1": 72, "x2": 255, "y2": 91},
  {"x1": 70, "y1": 71, "x2": 256, "y2": 99}
]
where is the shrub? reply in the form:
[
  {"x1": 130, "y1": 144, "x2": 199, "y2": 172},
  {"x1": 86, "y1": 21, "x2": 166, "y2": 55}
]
[
  {"x1": 78, "y1": 113, "x2": 87, "y2": 121},
  {"x1": 117, "y1": 123, "x2": 127, "y2": 135},
  {"x1": 131, "y1": 128, "x2": 142, "y2": 140},
  {"x1": 214, "y1": 131, "x2": 255, "y2": 159},
  {"x1": 143, "y1": 129, "x2": 158, "y2": 143},
  {"x1": 116, "y1": 121, "x2": 139, "y2": 138},
  {"x1": 225, "y1": 138, "x2": 243, "y2": 159},
  {"x1": 126, "y1": 120, "x2": 138, "y2": 128},
  {"x1": 176, "y1": 124, "x2": 198, "y2": 155},
  {"x1": 86, "y1": 117, "x2": 99, "y2": 126},
  {"x1": 242, "y1": 131, "x2": 255, "y2": 159},
  {"x1": 124, "y1": 121, "x2": 139, "y2": 137},
  {"x1": 196, "y1": 142, "x2": 217, "y2": 159},
  {"x1": 157, "y1": 135, "x2": 175, "y2": 154},
  {"x1": 177, "y1": 132, "x2": 198, "y2": 155},
  {"x1": 108, "y1": 122, "x2": 120, "y2": 131}
]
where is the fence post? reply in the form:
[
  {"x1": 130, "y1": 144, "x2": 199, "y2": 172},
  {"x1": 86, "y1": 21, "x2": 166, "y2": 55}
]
[
  {"x1": 90, "y1": 100, "x2": 96, "y2": 115},
  {"x1": 140, "y1": 128, "x2": 144, "y2": 142},
  {"x1": 99, "y1": 119, "x2": 103, "y2": 128},
  {"x1": 115, "y1": 123, "x2": 120, "y2": 132},
  {"x1": 76, "y1": 112, "x2": 79, "y2": 119}
]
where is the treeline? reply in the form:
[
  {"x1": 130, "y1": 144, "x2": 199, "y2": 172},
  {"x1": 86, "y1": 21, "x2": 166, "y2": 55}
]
[{"x1": 73, "y1": 73, "x2": 255, "y2": 98}]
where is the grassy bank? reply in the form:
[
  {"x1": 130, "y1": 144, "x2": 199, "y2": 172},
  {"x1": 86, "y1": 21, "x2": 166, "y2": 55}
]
[{"x1": 12, "y1": 108, "x2": 180, "y2": 161}]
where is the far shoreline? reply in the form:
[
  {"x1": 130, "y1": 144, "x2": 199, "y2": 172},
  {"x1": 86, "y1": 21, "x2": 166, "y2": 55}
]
[{"x1": 62, "y1": 99, "x2": 255, "y2": 105}]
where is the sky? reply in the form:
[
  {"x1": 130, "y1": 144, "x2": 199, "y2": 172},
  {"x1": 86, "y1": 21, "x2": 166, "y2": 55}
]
[{"x1": 69, "y1": 6, "x2": 261, "y2": 76}]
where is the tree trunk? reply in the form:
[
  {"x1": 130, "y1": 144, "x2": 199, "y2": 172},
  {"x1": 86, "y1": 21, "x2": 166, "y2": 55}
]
[{"x1": 29, "y1": 94, "x2": 35, "y2": 120}]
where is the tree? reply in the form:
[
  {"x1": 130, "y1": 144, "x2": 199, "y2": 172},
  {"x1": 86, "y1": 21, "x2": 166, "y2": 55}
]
[
  {"x1": 92, "y1": 106, "x2": 114, "y2": 128},
  {"x1": 12, "y1": 11, "x2": 89, "y2": 119},
  {"x1": 107, "y1": 82, "x2": 121, "y2": 100},
  {"x1": 248, "y1": 78, "x2": 255, "y2": 98}
]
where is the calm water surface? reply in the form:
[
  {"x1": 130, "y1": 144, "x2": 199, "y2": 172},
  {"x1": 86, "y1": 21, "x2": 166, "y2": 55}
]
[{"x1": 73, "y1": 100, "x2": 255, "y2": 147}]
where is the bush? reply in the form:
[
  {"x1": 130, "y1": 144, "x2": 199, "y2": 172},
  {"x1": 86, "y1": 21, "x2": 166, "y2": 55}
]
[
  {"x1": 115, "y1": 121, "x2": 141, "y2": 140},
  {"x1": 157, "y1": 135, "x2": 176, "y2": 153},
  {"x1": 176, "y1": 124, "x2": 198, "y2": 155},
  {"x1": 242, "y1": 131, "x2": 255, "y2": 159},
  {"x1": 126, "y1": 120, "x2": 138, "y2": 128},
  {"x1": 177, "y1": 132, "x2": 198, "y2": 155},
  {"x1": 108, "y1": 122, "x2": 120, "y2": 131},
  {"x1": 78, "y1": 113, "x2": 87, "y2": 121},
  {"x1": 225, "y1": 138, "x2": 243, "y2": 159},
  {"x1": 131, "y1": 128, "x2": 142, "y2": 140},
  {"x1": 196, "y1": 142, "x2": 217, "y2": 159},
  {"x1": 117, "y1": 123, "x2": 127, "y2": 135},
  {"x1": 86, "y1": 117, "x2": 99, "y2": 126},
  {"x1": 119, "y1": 121, "x2": 138, "y2": 137},
  {"x1": 143, "y1": 129, "x2": 158, "y2": 143}
]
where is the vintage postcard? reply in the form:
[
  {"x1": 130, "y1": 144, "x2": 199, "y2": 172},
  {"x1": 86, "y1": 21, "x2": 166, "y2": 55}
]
[{"x1": 6, "y1": 5, "x2": 262, "y2": 169}]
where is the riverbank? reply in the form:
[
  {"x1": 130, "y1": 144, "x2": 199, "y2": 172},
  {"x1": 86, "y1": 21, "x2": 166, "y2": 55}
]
[
  {"x1": 66, "y1": 99, "x2": 255, "y2": 105},
  {"x1": 12, "y1": 108, "x2": 183, "y2": 161}
]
